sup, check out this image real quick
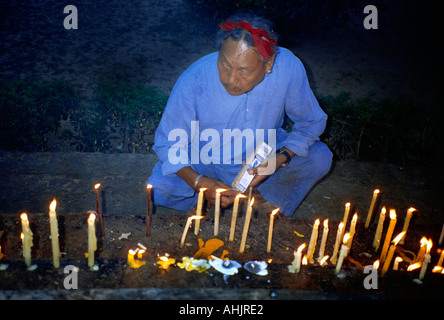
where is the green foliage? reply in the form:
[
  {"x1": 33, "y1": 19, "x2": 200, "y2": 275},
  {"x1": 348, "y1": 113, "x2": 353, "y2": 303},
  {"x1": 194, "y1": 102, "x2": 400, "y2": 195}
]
[
  {"x1": 0, "y1": 78, "x2": 77, "y2": 151},
  {"x1": 319, "y1": 91, "x2": 426, "y2": 164}
]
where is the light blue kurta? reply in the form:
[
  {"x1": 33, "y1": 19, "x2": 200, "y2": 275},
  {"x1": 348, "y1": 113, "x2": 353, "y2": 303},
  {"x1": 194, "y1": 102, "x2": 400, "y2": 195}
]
[{"x1": 148, "y1": 47, "x2": 332, "y2": 216}]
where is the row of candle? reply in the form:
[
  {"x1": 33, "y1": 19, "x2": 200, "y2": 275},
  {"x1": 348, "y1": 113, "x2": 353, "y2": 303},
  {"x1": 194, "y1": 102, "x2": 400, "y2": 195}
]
[{"x1": 289, "y1": 189, "x2": 444, "y2": 280}]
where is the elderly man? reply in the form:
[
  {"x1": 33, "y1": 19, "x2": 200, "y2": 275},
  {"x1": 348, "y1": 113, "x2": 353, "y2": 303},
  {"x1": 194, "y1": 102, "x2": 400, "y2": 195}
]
[{"x1": 147, "y1": 12, "x2": 332, "y2": 218}]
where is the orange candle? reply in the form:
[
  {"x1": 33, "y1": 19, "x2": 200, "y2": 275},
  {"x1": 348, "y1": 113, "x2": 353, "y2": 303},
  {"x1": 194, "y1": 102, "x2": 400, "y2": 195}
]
[
  {"x1": 365, "y1": 189, "x2": 380, "y2": 229},
  {"x1": 380, "y1": 209, "x2": 397, "y2": 263}
]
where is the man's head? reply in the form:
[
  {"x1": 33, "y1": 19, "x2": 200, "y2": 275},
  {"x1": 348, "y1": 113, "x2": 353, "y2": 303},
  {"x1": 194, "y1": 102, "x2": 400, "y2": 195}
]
[{"x1": 217, "y1": 13, "x2": 278, "y2": 96}]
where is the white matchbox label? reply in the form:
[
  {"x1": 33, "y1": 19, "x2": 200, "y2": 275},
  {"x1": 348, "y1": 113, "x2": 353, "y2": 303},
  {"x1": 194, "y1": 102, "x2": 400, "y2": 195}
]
[{"x1": 232, "y1": 141, "x2": 273, "y2": 193}]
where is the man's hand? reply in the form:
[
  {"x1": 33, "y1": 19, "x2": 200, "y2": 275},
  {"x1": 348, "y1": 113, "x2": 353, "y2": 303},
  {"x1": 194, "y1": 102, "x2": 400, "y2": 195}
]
[
  {"x1": 248, "y1": 149, "x2": 294, "y2": 187},
  {"x1": 195, "y1": 176, "x2": 239, "y2": 207},
  {"x1": 176, "y1": 166, "x2": 239, "y2": 208}
]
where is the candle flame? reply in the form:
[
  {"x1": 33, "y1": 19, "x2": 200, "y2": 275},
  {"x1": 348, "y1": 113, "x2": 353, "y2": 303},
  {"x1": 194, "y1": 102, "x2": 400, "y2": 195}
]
[
  {"x1": 88, "y1": 213, "x2": 96, "y2": 222},
  {"x1": 432, "y1": 266, "x2": 443, "y2": 273},
  {"x1": 199, "y1": 187, "x2": 208, "y2": 192},
  {"x1": 216, "y1": 188, "x2": 227, "y2": 193},
  {"x1": 426, "y1": 238, "x2": 433, "y2": 254},
  {"x1": 20, "y1": 213, "x2": 28, "y2": 221},
  {"x1": 302, "y1": 255, "x2": 308, "y2": 265},
  {"x1": 271, "y1": 208, "x2": 279, "y2": 216},
  {"x1": 314, "y1": 219, "x2": 320, "y2": 228},
  {"x1": 20, "y1": 232, "x2": 24, "y2": 240},
  {"x1": 407, "y1": 262, "x2": 421, "y2": 271},
  {"x1": 190, "y1": 215, "x2": 204, "y2": 221},
  {"x1": 381, "y1": 207, "x2": 386, "y2": 215},
  {"x1": 94, "y1": 183, "x2": 101, "y2": 190},
  {"x1": 395, "y1": 257, "x2": 403, "y2": 263},
  {"x1": 374, "y1": 189, "x2": 380, "y2": 194},
  {"x1": 420, "y1": 237, "x2": 428, "y2": 247},
  {"x1": 345, "y1": 202, "x2": 350, "y2": 208},
  {"x1": 343, "y1": 232, "x2": 351, "y2": 244},
  {"x1": 147, "y1": 184, "x2": 152, "y2": 189},
  {"x1": 249, "y1": 197, "x2": 255, "y2": 207},
  {"x1": 338, "y1": 221, "x2": 344, "y2": 231},
  {"x1": 297, "y1": 243, "x2": 306, "y2": 253},
  {"x1": 389, "y1": 209, "x2": 396, "y2": 220},
  {"x1": 268, "y1": 258, "x2": 273, "y2": 263},
  {"x1": 392, "y1": 231, "x2": 406, "y2": 246},
  {"x1": 352, "y1": 213, "x2": 357, "y2": 223},
  {"x1": 373, "y1": 260, "x2": 380, "y2": 270},
  {"x1": 236, "y1": 193, "x2": 247, "y2": 199},
  {"x1": 323, "y1": 219, "x2": 329, "y2": 228},
  {"x1": 50, "y1": 199, "x2": 57, "y2": 212},
  {"x1": 407, "y1": 207, "x2": 416, "y2": 214},
  {"x1": 128, "y1": 249, "x2": 137, "y2": 256}
]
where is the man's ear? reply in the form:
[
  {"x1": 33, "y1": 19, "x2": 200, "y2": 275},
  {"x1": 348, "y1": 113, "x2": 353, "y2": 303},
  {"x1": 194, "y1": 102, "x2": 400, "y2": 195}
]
[{"x1": 265, "y1": 53, "x2": 276, "y2": 73}]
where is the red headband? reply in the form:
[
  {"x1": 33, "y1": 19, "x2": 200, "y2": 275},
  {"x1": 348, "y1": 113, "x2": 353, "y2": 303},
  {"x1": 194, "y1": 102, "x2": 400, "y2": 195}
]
[{"x1": 219, "y1": 20, "x2": 277, "y2": 60}]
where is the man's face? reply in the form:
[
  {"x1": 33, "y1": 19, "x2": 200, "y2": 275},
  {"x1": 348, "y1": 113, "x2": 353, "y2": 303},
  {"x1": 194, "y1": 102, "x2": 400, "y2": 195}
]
[{"x1": 217, "y1": 38, "x2": 275, "y2": 96}]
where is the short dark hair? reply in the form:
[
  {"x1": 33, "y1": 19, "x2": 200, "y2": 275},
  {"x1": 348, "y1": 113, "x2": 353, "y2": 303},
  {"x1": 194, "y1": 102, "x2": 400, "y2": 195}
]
[{"x1": 217, "y1": 11, "x2": 279, "y2": 59}]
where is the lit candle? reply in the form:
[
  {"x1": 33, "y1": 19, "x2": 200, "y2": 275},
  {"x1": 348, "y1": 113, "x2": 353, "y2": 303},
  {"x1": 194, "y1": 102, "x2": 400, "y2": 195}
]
[
  {"x1": 94, "y1": 183, "x2": 105, "y2": 236},
  {"x1": 157, "y1": 255, "x2": 176, "y2": 269},
  {"x1": 335, "y1": 233, "x2": 350, "y2": 274},
  {"x1": 381, "y1": 231, "x2": 405, "y2": 277},
  {"x1": 380, "y1": 209, "x2": 397, "y2": 264},
  {"x1": 439, "y1": 223, "x2": 444, "y2": 246},
  {"x1": 365, "y1": 189, "x2": 380, "y2": 229},
  {"x1": 20, "y1": 213, "x2": 33, "y2": 267},
  {"x1": 180, "y1": 215, "x2": 204, "y2": 248},
  {"x1": 419, "y1": 238, "x2": 433, "y2": 280},
  {"x1": 317, "y1": 219, "x2": 329, "y2": 261},
  {"x1": 127, "y1": 249, "x2": 146, "y2": 269},
  {"x1": 373, "y1": 260, "x2": 380, "y2": 270},
  {"x1": 342, "y1": 202, "x2": 351, "y2": 228},
  {"x1": 288, "y1": 243, "x2": 306, "y2": 273},
  {"x1": 87, "y1": 213, "x2": 97, "y2": 268},
  {"x1": 229, "y1": 194, "x2": 247, "y2": 241},
  {"x1": 373, "y1": 207, "x2": 386, "y2": 250},
  {"x1": 416, "y1": 237, "x2": 428, "y2": 263},
  {"x1": 49, "y1": 199, "x2": 60, "y2": 268},
  {"x1": 214, "y1": 188, "x2": 227, "y2": 236},
  {"x1": 437, "y1": 249, "x2": 444, "y2": 267},
  {"x1": 194, "y1": 188, "x2": 207, "y2": 235},
  {"x1": 399, "y1": 207, "x2": 416, "y2": 245},
  {"x1": 307, "y1": 219, "x2": 320, "y2": 264},
  {"x1": 146, "y1": 184, "x2": 152, "y2": 237},
  {"x1": 331, "y1": 222, "x2": 344, "y2": 265},
  {"x1": 347, "y1": 213, "x2": 358, "y2": 248},
  {"x1": 267, "y1": 208, "x2": 280, "y2": 253},
  {"x1": 239, "y1": 197, "x2": 255, "y2": 253},
  {"x1": 393, "y1": 257, "x2": 402, "y2": 270}
]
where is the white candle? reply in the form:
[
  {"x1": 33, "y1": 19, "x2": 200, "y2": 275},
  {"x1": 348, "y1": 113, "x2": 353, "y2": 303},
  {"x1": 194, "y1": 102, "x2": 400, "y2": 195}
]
[
  {"x1": 381, "y1": 231, "x2": 405, "y2": 277},
  {"x1": 194, "y1": 188, "x2": 207, "y2": 235},
  {"x1": 239, "y1": 197, "x2": 254, "y2": 253},
  {"x1": 87, "y1": 213, "x2": 97, "y2": 268},
  {"x1": 317, "y1": 219, "x2": 329, "y2": 261},
  {"x1": 331, "y1": 222, "x2": 344, "y2": 265},
  {"x1": 342, "y1": 202, "x2": 351, "y2": 228},
  {"x1": 439, "y1": 222, "x2": 444, "y2": 246},
  {"x1": 419, "y1": 238, "x2": 432, "y2": 280},
  {"x1": 214, "y1": 188, "x2": 227, "y2": 236},
  {"x1": 365, "y1": 189, "x2": 380, "y2": 229},
  {"x1": 380, "y1": 209, "x2": 397, "y2": 264},
  {"x1": 20, "y1": 213, "x2": 33, "y2": 267},
  {"x1": 49, "y1": 199, "x2": 60, "y2": 268},
  {"x1": 267, "y1": 208, "x2": 279, "y2": 253},
  {"x1": 393, "y1": 257, "x2": 402, "y2": 270},
  {"x1": 373, "y1": 207, "x2": 386, "y2": 249},
  {"x1": 335, "y1": 233, "x2": 350, "y2": 274},
  {"x1": 400, "y1": 207, "x2": 416, "y2": 245},
  {"x1": 294, "y1": 243, "x2": 305, "y2": 273},
  {"x1": 347, "y1": 213, "x2": 358, "y2": 248},
  {"x1": 307, "y1": 219, "x2": 320, "y2": 264},
  {"x1": 180, "y1": 215, "x2": 203, "y2": 248},
  {"x1": 229, "y1": 194, "x2": 246, "y2": 241}
]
